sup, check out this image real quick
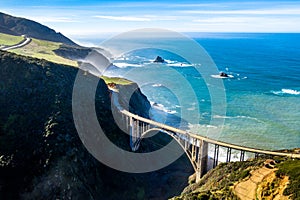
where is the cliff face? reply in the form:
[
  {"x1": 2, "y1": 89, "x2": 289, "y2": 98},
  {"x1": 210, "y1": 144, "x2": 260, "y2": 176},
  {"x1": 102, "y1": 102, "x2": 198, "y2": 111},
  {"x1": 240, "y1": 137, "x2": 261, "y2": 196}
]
[
  {"x1": 117, "y1": 83, "x2": 151, "y2": 119},
  {"x1": 0, "y1": 51, "x2": 193, "y2": 199}
]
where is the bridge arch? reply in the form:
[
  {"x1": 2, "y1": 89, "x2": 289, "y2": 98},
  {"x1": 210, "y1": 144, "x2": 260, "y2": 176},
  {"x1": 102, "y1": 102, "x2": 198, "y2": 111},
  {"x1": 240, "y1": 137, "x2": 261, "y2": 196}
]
[
  {"x1": 111, "y1": 91, "x2": 300, "y2": 182},
  {"x1": 140, "y1": 128, "x2": 198, "y2": 171}
]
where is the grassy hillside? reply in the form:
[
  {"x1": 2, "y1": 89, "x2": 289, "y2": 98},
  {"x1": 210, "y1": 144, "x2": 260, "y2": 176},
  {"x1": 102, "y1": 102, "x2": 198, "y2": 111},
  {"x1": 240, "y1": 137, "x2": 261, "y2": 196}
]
[
  {"x1": 8, "y1": 38, "x2": 78, "y2": 67},
  {"x1": 102, "y1": 76, "x2": 133, "y2": 85},
  {"x1": 0, "y1": 33, "x2": 23, "y2": 46},
  {"x1": 0, "y1": 12, "x2": 77, "y2": 46},
  {"x1": 0, "y1": 32, "x2": 131, "y2": 81}
]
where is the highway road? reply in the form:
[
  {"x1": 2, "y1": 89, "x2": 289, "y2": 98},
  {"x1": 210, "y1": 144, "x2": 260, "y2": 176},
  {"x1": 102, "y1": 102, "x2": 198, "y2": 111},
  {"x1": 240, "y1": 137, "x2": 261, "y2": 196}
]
[{"x1": 1, "y1": 36, "x2": 32, "y2": 51}]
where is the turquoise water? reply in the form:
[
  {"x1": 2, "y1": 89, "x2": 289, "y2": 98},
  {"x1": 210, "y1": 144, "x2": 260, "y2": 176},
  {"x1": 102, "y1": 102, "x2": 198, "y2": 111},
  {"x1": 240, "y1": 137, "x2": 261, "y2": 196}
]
[{"x1": 79, "y1": 33, "x2": 300, "y2": 150}]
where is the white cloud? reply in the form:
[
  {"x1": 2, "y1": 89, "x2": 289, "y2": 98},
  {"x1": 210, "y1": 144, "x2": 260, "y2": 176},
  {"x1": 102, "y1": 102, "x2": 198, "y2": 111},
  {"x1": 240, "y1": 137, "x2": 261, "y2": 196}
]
[
  {"x1": 32, "y1": 16, "x2": 79, "y2": 23},
  {"x1": 182, "y1": 8, "x2": 300, "y2": 15},
  {"x1": 94, "y1": 15, "x2": 151, "y2": 22},
  {"x1": 193, "y1": 17, "x2": 247, "y2": 23},
  {"x1": 3, "y1": 1, "x2": 300, "y2": 35},
  {"x1": 186, "y1": 17, "x2": 300, "y2": 32},
  {"x1": 93, "y1": 15, "x2": 178, "y2": 22},
  {"x1": 143, "y1": 15, "x2": 177, "y2": 21}
]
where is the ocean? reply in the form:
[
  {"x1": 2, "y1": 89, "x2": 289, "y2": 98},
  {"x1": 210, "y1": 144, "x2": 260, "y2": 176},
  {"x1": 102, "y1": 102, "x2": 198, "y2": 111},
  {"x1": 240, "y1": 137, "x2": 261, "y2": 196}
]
[{"x1": 77, "y1": 33, "x2": 300, "y2": 152}]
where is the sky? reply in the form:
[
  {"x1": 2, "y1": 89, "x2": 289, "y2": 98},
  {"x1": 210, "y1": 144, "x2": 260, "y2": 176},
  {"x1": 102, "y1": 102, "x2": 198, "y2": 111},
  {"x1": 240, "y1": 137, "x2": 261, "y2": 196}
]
[{"x1": 1, "y1": 0, "x2": 300, "y2": 40}]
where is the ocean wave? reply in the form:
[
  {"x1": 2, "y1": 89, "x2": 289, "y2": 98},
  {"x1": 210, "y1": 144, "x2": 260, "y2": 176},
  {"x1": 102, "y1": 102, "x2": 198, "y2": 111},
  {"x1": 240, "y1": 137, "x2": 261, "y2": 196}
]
[
  {"x1": 213, "y1": 115, "x2": 262, "y2": 122},
  {"x1": 156, "y1": 59, "x2": 192, "y2": 67},
  {"x1": 152, "y1": 83, "x2": 163, "y2": 87},
  {"x1": 112, "y1": 62, "x2": 142, "y2": 68},
  {"x1": 211, "y1": 74, "x2": 234, "y2": 79},
  {"x1": 166, "y1": 63, "x2": 193, "y2": 67},
  {"x1": 270, "y1": 89, "x2": 300, "y2": 96},
  {"x1": 187, "y1": 107, "x2": 196, "y2": 111},
  {"x1": 113, "y1": 56, "x2": 194, "y2": 68},
  {"x1": 151, "y1": 102, "x2": 177, "y2": 114}
]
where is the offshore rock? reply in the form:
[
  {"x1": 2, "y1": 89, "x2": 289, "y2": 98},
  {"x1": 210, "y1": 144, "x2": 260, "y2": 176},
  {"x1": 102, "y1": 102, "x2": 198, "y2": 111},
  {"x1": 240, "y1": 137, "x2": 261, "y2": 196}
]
[{"x1": 153, "y1": 56, "x2": 165, "y2": 63}]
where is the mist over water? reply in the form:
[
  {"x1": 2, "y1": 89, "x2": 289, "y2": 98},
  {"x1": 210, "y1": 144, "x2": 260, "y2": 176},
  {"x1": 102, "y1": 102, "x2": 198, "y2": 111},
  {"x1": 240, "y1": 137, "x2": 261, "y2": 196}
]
[{"x1": 79, "y1": 33, "x2": 300, "y2": 151}]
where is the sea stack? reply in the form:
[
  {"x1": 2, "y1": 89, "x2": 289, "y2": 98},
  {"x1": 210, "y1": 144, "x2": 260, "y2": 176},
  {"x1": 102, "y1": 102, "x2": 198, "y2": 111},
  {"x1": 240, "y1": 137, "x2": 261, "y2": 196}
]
[{"x1": 153, "y1": 56, "x2": 165, "y2": 63}]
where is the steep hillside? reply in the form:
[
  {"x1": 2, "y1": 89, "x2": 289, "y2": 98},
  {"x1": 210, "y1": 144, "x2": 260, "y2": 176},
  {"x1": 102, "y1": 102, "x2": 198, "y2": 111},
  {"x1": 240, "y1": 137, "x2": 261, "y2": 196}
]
[
  {"x1": 0, "y1": 12, "x2": 77, "y2": 46},
  {"x1": 171, "y1": 154, "x2": 300, "y2": 200},
  {"x1": 0, "y1": 51, "x2": 193, "y2": 199}
]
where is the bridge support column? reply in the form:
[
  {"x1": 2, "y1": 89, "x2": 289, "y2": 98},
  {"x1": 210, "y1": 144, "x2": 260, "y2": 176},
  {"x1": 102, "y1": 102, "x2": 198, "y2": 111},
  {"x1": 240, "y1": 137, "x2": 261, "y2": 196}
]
[
  {"x1": 240, "y1": 150, "x2": 245, "y2": 161},
  {"x1": 196, "y1": 140, "x2": 208, "y2": 183},
  {"x1": 129, "y1": 117, "x2": 135, "y2": 151},
  {"x1": 129, "y1": 117, "x2": 141, "y2": 151},
  {"x1": 226, "y1": 147, "x2": 232, "y2": 162},
  {"x1": 213, "y1": 144, "x2": 220, "y2": 168}
]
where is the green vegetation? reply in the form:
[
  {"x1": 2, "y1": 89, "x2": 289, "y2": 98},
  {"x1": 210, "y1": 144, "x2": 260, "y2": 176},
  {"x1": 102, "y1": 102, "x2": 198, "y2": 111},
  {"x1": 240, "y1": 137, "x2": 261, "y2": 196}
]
[
  {"x1": 172, "y1": 159, "x2": 265, "y2": 200},
  {"x1": 0, "y1": 33, "x2": 23, "y2": 46},
  {"x1": 101, "y1": 76, "x2": 133, "y2": 85},
  {"x1": 172, "y1": 157, "x2": 300, "y2": 200},
  {"x1": 0, "y1": 51, "x2": 176, "y2": 200},
  {"x1": 276, "y1": 159, "x2": 300, "y2": 199},
  {"x1": 9, "y1": 38, "x2": 78, "y2": 67},
  {"x1": 0, "y1": 12, "x2": 77, "y2": 46}
]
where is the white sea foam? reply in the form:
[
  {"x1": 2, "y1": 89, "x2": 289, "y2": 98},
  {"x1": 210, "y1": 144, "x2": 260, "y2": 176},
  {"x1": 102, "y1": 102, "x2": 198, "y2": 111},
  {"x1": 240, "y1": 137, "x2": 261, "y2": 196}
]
[
  {"x1": 271, "y1": 89, "x2": 300, "y2": 96},
  {"x1": 213, "y1": 115, "x2": 231, "y2": 119},
  {"x1": 160, "y1": 59, "x2": 193, "y2": 67},
  {"x1": 211, "y1": 74, "x2": 234, "y2": 79},
  {"x1": 187, "y1": 107, "x2": 196, "y2": 111},
  {"x1": 152, "y1": 83, "x2": 163, "y2": 87},
  {"x1": 282, "y1": 89, "x2": 300, "y2": 95},
  {"x1": 113, "y1": 62, "x2": 142, "y2": 68},
  {"x1": 151, "y1": 102, "x2": 177, "y2": 114},
  {"x1": 166, "y1": 63, "x2": 193, "y2": 67},
  {"x1": 213, "y1": 115, "x2": 262, "y2": 122}
]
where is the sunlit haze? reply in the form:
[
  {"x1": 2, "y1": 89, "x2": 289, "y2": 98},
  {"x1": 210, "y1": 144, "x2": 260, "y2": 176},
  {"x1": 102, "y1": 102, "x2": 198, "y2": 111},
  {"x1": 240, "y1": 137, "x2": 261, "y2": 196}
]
[{"x1": 1, "y1": 0, "x2": 300, "y2": 40}]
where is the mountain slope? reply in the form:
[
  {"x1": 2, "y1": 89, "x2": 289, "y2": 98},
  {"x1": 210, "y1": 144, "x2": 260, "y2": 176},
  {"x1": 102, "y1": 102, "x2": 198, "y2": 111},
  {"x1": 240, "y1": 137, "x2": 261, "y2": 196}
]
[
  {"x1": 0, "y1": 12, "x2": 78, "y2": 46},
  {"x1": 0, "y1": 51, "x2": 193, "y2": 199}
]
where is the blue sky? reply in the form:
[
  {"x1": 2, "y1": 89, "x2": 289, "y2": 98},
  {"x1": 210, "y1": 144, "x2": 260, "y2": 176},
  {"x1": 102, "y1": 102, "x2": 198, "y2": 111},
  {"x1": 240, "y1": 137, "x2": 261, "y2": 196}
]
[{"x1": 1, "y1": 0, "x2": 300, "y2": 39}]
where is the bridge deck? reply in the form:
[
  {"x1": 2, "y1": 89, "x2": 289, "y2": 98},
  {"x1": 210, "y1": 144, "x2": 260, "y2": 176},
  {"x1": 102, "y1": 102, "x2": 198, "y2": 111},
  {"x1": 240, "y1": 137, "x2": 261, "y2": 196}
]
[
  {"x1": 120, "y1": 109, "x2": 300, "y2": 158},
  {"x1": 112, "y1": 91, "x2": 299, "y2": 182}
]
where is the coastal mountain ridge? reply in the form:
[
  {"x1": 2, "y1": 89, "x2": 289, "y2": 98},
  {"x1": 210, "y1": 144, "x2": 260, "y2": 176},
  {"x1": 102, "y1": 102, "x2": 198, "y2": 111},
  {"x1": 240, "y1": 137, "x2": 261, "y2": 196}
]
[
  {"x1": 0, "y1": 12, "x2": 78, "y2": 46},
  {"x1": 0, "y1": 50, "x2": 193, "y2": 199},
  {"x1": 0, "y1": 11, "x2": 299, "y2": 200},
  {"x1": 0, "y1": 12, "x2": 92, "y2": 67}
]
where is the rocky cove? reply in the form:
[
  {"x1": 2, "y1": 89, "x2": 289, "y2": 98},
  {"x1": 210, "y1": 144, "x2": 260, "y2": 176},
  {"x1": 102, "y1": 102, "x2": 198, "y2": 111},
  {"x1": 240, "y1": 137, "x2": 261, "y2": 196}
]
[{"x1": 0, "y1": 50, "x2": 193, "y2": 199}]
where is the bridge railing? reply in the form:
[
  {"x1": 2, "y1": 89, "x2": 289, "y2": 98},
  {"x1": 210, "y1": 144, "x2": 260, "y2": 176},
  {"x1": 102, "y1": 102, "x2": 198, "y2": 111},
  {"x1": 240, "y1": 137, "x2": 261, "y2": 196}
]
[
  {"x1": 111, "y1": 91, "x2": 300, "y2": 159},
  {"x1": 120, "y1": 109, "x2": 299, "y2": 158}
]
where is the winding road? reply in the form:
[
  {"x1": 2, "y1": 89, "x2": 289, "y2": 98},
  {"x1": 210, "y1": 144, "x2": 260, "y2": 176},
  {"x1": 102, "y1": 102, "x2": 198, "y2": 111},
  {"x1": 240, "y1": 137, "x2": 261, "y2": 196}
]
[{"x1": 1, "y1": 36, "x2": 32, "y2": 51}]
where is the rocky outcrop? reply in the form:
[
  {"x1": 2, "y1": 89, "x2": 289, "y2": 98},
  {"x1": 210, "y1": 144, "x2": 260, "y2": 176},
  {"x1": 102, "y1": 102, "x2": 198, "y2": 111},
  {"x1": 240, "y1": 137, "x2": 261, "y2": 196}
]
[
  {"x1": 0, "y1": 51, "x2": 193, "y2": 199},
  {"x1": 153, "y1": 56, "x2": 165, "y2": 63},
  {"x1": 117, "y1": 83, "x2": 151, "y2": 119}
]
